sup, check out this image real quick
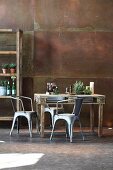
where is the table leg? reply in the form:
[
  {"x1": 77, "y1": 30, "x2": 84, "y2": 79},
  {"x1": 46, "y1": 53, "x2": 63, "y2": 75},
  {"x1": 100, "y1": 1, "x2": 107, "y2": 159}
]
[
  {"x1": 90, "y1": 104, "x2": 94, "y2": 133},
  {"x1": 98, "y1": 104, "x2": 103, "y2": 137},
  {"x1": 36, "y1": 103, "x2": 40, "y2": 132},
  {"x1": 40, "y1": 104, "x2": 45, "y2": 137}
]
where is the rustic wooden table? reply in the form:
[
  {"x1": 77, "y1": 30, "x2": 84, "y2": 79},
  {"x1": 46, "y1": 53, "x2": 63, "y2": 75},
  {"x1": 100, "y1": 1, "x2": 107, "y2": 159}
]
[{"x1": 34, "y1": 93, "x2": 105, "y2": 137}]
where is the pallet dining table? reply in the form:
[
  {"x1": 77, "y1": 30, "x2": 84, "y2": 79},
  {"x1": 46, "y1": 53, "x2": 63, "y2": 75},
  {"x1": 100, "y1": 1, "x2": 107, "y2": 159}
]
[{"x1": 34, "y1": 93, "x2": 105, "y2": 138}]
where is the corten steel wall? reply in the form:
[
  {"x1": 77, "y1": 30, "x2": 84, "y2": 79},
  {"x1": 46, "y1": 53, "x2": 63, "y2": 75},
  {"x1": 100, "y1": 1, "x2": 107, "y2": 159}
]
[{"x1": 0, "y1": 0, "x2": 113, "y2": 127}]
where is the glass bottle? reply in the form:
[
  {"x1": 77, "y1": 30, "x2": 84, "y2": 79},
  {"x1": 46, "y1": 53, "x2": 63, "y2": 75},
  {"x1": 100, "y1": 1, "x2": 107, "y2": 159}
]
[
  {"x1": 52, "y1": 82, "x2": 56, "y2": 94},
  {"x1": 54, "y1": 86, "x2": 59, "y2": 94},
  {"x1": 69, "y1": 85, "x2": 72, "y2": 94},
  {"x1": 48, "y1": 83, "x2": 52, "y2": 94},
  {"x1": 12, "y1": 80, "x2": 16, "y2": 96},
  {"x1": 7, "y1": 81, "x2": 11, "y2": 96}
]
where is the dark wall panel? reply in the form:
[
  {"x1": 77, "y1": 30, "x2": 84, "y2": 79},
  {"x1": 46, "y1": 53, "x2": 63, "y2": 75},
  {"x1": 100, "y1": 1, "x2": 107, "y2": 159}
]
[
  {"x1": 35, "y1": 0, "x2": 113, "y2": 30},
  {"x1": 0, "y1": 0, "x2": 34, "y2": 31},
  {"x1": 34, "y1": 31, "x2": 113, "y2": 77}
]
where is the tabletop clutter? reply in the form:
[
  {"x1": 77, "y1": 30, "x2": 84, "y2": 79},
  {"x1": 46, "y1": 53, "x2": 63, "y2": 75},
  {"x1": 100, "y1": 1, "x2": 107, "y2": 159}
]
[
  {"x1": 46, "y1": 82, "x2": 59, "y2": 95},
  {"x1": 46, "y1": 81, "x2": 94, "y2": 95}
]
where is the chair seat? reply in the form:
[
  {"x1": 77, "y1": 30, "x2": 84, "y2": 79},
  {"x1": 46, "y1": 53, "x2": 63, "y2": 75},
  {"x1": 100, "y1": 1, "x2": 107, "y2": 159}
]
[
  {"x1": 54, "y1": 114, "x2": 79, "y2": 123},
  {"x1": 14, "y1": 111, "x2": 37, "y2": 119}
]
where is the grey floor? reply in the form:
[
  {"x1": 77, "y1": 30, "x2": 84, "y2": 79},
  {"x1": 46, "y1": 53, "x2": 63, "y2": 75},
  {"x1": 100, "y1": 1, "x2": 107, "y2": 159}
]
[{"x1": 0, "y1": 128, "x2": 113, "y2": 170}]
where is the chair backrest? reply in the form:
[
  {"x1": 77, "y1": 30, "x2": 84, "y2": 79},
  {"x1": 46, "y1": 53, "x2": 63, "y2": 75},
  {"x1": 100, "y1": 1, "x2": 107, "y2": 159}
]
[
  {"x1": 72, "y1": 98, "x2": 83, "y2": 116},
  {"x1": 11, "y1": 96, "x2": 33, "y2": 112}
]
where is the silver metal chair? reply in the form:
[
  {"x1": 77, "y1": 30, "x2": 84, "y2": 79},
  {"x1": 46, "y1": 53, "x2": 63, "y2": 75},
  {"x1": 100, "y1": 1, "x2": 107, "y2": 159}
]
[
  {"x1": 10, "y1": 96, "x2": 39, "y2": 137},
  {"x1": 44, "y1": 96, "x2": 65, "y2": 127},
  {"x1": 50, "y1": 97, "x2": 84, "y2": 142}
]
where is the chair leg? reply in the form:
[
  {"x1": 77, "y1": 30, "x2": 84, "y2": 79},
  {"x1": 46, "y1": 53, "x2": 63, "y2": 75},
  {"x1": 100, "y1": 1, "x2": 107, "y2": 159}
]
[
  {"x1": 79, "y1": 120, "x2": 84, "y2": 141},
  {"x1": 67, "y1": 123, "x2": 73, "y2": 143},
  {"x1": 51, "y1": 115, "x2": 54, "y2": 128},
  {"x1": 28, "y1": 118, "x2": 32, "y2": 138},
  {"x1": 10, "y1": 116, "x2": 17, "y2": 136},
  {"x1": 16, "y1": 117, "x2": 19, "y2": 134},
  {"x1": 35, "y1": 115, "x2": 40, "y2": 134},
  {"x1": 50, "y1": 111, "x2": 54, "y2": 128},
  {"x1": 70, "y1": 124, "x2": 73, "y2": 143},
  {"x1": 50, "y1": 122, "x2": 56, "y2": 140},
  {"x1": 66, "y1": 123, "x2": 69, "y2": 138},
  {"x1": 31, "y1": 118, "x2": 32, "y2": 132}
]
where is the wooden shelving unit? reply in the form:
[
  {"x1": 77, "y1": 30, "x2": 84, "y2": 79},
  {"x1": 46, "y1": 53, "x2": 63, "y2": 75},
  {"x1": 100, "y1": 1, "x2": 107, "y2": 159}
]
[{"x1": 0, "y1": 29, "x2": 23, "y2": 121}]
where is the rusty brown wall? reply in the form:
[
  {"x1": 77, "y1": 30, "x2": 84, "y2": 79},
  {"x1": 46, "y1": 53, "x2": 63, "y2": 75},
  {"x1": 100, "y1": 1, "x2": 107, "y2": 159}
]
[{"x1": 0, "y1": 0, "x2": 113, "y2": 127}]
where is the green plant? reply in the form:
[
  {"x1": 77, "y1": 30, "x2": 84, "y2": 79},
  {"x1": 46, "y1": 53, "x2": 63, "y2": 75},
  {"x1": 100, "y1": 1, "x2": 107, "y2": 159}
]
[
  {"x1": 2, "y1": 64, "x2": 9, "y2": 69},
  {"x1": 73, "y1": 81, "x2": 85, "y2": 94},
  {"x1": 83, "y1": 86, "x2": 92, "y2": 95},
  {"x1": 9, "y1": 63, "x2": 16, "y2": 69}
]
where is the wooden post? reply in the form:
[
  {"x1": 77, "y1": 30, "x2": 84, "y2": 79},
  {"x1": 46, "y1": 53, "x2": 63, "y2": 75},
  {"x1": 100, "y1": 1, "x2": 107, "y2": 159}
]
[
  {"x1": 90, "y1": 104, "x2": 94, "y2": 133},
  {"x1": 98, "y1": 104, "x2": 103, "y2": 137}
]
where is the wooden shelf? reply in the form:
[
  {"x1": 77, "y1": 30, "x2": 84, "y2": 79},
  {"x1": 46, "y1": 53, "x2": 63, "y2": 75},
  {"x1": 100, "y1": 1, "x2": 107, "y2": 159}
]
[
  {"x1": 0, "y1": 95, "x2": 11, "y2": 98},
  {"x1": 0, "y1": 73, "x2": 16, "y2": 76},
  {"x1": 0, "y1": 29, "x2": 13, "y2": 32},
  {"x1": 0, "y1": 51, "x2": 16, "y2": 55},
  {"x1": 0, "y1": 116, "x2": 13, "y2": 121}
]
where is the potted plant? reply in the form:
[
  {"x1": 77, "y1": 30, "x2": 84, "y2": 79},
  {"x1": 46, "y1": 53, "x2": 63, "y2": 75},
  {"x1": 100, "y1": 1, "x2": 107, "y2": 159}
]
[
  {"x1": 9, "y1": 63, "x2": 16, "y2": 74},
  {"x1": 0, "y1": 80, "x2": 7, "y2": 96},
  {"x1": 73, "y1": 81, "x2": 92, "y2": 95},
  {"x1": 73, "y1": 81, "x2": 85, "y2": 94},
  {"x1": 2, "y1": 64, "x2": 9, "y2": 74}
]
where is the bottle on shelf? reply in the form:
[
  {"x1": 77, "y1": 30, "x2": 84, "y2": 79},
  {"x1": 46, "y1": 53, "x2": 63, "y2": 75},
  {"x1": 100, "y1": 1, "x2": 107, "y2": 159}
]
[
  {"x1": 12, "y1": 80, "x2": 16, "y2": 96},
  {"x1": 7, "y1": 81, "x2": 11, "y2": 96}
]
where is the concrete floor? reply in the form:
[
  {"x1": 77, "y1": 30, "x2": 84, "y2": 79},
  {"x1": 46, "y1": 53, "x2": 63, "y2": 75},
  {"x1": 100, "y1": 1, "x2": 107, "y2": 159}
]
[{"x1": 0, "y1": 128, "x2": 113, "y2": 170}]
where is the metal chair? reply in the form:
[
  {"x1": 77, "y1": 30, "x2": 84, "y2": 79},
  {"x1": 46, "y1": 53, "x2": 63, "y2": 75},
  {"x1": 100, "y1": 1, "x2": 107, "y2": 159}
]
[
  {"x1": 44, "y1": 96, "x2": 65, "y2": 127},
  {"x1": 50, "y1": 97, "x2": 84, "y2": 142},
  {"x1": 10, "y1": 96, "x2": 39, "y2": 137}
]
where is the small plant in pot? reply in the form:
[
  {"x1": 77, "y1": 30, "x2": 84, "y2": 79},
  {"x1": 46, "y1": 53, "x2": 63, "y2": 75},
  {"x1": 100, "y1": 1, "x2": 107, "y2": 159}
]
[
  {"x1": 2, "y1": 64, "x2": 9, "y2": 74},
  {"x1": 9, "y1": 63, "x2": 16, "y2": 74}
]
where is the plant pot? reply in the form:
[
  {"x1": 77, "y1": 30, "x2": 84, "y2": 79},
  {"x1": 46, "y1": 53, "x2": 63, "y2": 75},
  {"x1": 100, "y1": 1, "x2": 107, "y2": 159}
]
[
  {"x1": 0, "y1": 86, "x2": 6, "y2": 96},
  {"x1": 2, "y1": 68, "x2": 7, "y2": 74},
  {"x1": 10, "y1": 68, "x2": 16, "y2": 74}
]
